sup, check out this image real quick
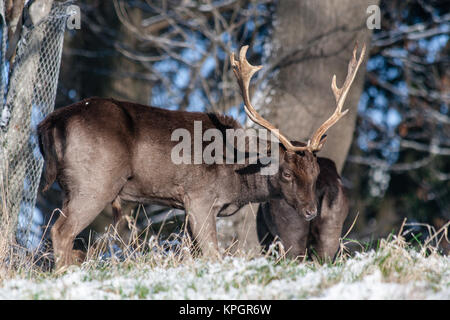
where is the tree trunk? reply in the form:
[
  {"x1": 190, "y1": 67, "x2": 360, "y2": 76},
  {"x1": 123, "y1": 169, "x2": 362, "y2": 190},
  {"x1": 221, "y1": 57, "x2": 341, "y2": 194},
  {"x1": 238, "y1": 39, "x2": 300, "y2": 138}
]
[
  {"x1": 260, "y1": 0, "x2": 377, "y2": 172},
  {"x1": 105, "y1": 7, "x2": 152, "y2": 104}
]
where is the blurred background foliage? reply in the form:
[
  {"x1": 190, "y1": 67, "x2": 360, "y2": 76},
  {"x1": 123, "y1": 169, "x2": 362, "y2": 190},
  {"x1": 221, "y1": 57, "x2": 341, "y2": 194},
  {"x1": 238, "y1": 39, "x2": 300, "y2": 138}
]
[
  {"x1": 343, "y1": 0, "x2": 449, "y2": 247},
  {"x1": 37, "y1": 0, "x2": 449, "y2": 253}
]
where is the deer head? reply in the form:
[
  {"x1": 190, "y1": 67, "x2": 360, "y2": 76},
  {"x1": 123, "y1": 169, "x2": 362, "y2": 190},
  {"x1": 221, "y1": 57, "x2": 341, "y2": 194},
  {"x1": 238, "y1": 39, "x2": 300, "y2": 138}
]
[{"x1": 231, "y1": 43, "x2": 365, "y2": 220}]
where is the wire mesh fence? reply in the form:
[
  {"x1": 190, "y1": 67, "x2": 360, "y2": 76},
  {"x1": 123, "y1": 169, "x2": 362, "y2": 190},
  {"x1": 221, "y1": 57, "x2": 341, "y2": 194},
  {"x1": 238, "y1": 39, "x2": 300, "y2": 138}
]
[{"x1": 0, "y1": 2, "x2": 71, "y2": 249}]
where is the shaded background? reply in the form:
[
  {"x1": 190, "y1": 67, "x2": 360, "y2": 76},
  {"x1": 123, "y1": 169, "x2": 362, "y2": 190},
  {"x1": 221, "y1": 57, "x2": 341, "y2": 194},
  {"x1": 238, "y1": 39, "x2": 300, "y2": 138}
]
[{"x1": 34, "y1": 0, "x2": 449, "y2": 253}]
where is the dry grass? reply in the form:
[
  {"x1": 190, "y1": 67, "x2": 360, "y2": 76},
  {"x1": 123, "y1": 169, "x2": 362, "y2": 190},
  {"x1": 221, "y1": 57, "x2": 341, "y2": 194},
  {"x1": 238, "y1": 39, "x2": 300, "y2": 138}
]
[
  {"x1": 1, "y1": 203, "x2": 448, "y2": 278},
  {"x1": 0, "y1": 207, "x2": 448, "y2": 299}
]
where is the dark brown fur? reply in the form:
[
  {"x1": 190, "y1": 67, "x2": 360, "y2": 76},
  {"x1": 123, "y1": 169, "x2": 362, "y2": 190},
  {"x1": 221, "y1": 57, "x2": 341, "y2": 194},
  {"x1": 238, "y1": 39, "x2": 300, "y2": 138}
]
[
  {"x1": 38, "y1": 97, "x2": 321, "y2": 269},
  {"x1": 257, "y1": 155, "x2": 349, "y2": 262}
]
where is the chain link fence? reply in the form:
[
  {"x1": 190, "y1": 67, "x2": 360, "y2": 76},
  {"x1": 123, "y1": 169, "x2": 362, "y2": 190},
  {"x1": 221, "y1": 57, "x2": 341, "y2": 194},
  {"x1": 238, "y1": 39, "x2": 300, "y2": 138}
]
[{"x1": 0, "y1": 2, "x2": 71, "y2": 248}]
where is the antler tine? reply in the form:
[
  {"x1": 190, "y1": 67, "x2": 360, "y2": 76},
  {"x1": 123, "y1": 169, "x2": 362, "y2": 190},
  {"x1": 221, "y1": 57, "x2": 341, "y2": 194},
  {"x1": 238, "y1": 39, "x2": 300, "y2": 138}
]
[
  {"x1": 231, "y1": 46, "x2": 307, "y2": 152},
  {"x1": 308, "y1": 42, "x2": 366, "y2": 151}
]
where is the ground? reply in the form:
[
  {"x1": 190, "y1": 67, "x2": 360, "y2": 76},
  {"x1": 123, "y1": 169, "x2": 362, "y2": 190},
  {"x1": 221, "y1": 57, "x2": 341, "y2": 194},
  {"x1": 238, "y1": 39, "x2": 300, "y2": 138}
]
[{"x1": 0, "y1": 237, "x2": 448, "y2": 300}]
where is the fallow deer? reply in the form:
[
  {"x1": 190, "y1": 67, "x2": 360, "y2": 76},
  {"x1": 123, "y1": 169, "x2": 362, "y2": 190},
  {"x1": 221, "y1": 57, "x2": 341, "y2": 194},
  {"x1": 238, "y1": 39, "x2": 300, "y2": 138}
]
[
  {"x1": 257, "y1": 154, "x2": 348, "y2": 262},
  {"x1": 38, "y1": 43, "x2": 365, "y2": 269}
]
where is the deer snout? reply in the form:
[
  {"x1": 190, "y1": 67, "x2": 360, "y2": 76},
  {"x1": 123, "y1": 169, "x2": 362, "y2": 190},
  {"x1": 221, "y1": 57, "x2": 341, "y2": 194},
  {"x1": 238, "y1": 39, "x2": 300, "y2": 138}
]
[{"x1": 304, "y1": 207, "x2": 318, "y2": 221}]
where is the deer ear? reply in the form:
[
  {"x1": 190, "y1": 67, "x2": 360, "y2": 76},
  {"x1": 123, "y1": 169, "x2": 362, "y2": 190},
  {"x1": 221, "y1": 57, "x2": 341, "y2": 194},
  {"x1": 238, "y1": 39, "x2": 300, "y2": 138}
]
[{"x1": 278, "y1": 142, "x2": 288, "y2": 151}]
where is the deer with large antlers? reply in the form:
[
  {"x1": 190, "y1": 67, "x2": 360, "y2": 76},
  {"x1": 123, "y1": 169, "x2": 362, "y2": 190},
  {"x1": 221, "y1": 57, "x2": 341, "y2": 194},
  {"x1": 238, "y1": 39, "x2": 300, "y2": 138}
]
[
  {"x1": 38, "y1": 43, "x2": 365, "y2": 269},
  {"x1": 257, "y1": 154, "x2": 349, "y2": 262}
]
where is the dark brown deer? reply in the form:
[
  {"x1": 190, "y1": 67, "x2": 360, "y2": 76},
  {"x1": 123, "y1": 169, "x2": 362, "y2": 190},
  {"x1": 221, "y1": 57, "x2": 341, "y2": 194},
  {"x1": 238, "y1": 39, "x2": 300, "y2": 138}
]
[
  {"x1": 257, "y1": 153, "x2": 348, "y2": 262},
  {"x1": 38, "y1": 43, "x2": 365, "y2": 269}
]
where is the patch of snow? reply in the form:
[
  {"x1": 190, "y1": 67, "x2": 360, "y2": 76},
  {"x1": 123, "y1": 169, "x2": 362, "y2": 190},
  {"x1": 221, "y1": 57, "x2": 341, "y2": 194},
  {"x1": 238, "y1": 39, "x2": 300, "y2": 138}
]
[{"x1": 0, "y1": 250, "x2": 448, "y2": 300}]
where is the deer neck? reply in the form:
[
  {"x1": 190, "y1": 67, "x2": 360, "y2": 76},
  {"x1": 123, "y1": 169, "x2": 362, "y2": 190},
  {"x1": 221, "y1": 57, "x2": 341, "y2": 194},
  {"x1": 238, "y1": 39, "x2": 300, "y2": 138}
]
[{"x1": 236, "y1": 160, "x2": 282, "y2": 205}]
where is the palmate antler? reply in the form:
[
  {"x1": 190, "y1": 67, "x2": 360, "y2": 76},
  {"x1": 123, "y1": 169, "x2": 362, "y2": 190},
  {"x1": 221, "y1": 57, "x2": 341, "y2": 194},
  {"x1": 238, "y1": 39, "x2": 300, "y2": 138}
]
[{"x1": 230, "y1": 43, "x2": 366, "y2": 153}]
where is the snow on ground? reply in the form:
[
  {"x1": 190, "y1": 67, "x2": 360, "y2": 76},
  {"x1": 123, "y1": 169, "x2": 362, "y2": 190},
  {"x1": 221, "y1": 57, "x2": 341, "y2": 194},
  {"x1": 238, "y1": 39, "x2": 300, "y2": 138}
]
[{"x1": 0, "y1": 247, "x2": 448, "y2": 300}]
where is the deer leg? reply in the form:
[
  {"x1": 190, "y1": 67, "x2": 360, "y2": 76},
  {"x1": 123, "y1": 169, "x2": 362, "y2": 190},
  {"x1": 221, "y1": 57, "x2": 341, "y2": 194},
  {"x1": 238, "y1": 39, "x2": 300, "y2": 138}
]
[
  {"x1": 276, "y1": 219, "x2": 310, "y2": 261},
  {"x1": 256, "y1": 203, "x2": 275, "y2": 252},
  {"x1": 51, "y1": 195, "x2": 109, "y2": 270},
  {"x1": 311, "y1": 193, "x2": 348, "y2": 263},
  {"x1": 286, "y1": 228, "x2": 310, "y2": 260},
  {"x1": 311, "y1": 221, "x2": 342, "y2": 263},
  {"x1": 111, "y1": 196, "x2": 122, "y2": 227},
  {"x1": 261, "y1": 200, "x2": 310, "y2": 260},
  {"x1": 51, "y1": 204, "x2": 74, "y2": 269},
  {"x1": 184, "y1": 198, "x2": 220, "y2": 259},
  {"x1": 52, "y1": 177, "x2": 129, "y2": 271}
]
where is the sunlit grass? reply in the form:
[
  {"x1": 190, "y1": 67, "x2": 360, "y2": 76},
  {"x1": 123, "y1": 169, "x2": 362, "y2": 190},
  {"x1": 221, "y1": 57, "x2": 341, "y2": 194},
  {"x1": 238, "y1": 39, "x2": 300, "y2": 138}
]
[{"x1": 0, "y1": 213, "x2": 448, "y2": 299}]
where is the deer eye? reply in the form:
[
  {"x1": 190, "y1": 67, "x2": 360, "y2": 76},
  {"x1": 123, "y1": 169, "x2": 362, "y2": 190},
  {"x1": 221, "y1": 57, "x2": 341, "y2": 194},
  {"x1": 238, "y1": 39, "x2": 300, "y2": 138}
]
[{"x1": 282, "y1": 170, "x2": 293, "y2": 180}]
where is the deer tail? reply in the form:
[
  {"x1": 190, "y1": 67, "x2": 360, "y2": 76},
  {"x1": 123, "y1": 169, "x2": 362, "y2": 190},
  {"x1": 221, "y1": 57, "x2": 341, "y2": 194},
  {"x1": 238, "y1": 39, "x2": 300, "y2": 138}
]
[{"x1": 37, "y1": 119, "x2": 59, "y2": 192}]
